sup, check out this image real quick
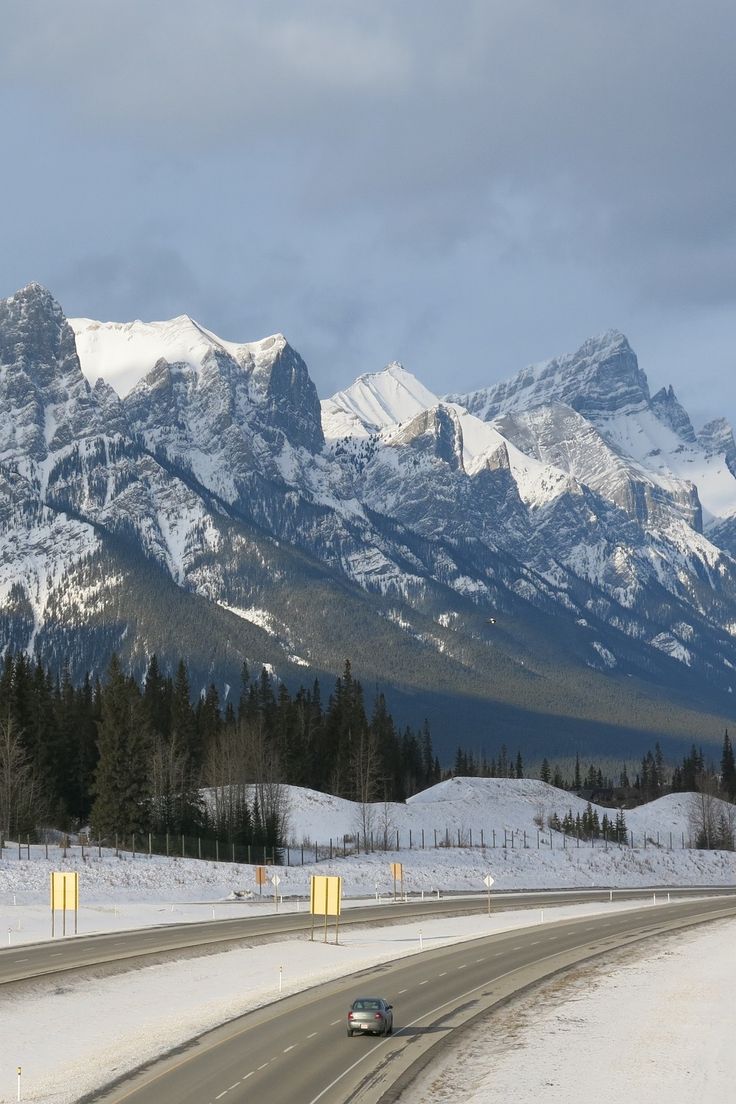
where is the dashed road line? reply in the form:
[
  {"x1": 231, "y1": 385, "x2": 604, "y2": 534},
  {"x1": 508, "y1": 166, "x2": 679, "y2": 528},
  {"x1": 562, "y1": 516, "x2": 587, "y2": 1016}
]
[
  {"x1": 307, "y1": 1032, "x2": 318, "y2": 1039},
  {"x1": 284, "y1": 1045, "x2": 295, "y2": 1053}
]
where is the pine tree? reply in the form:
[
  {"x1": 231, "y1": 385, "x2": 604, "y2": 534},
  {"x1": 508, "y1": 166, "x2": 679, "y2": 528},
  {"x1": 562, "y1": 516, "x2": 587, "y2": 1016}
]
[
  {"x1": 721, "y1": 730, "x2": 736, "y2": 800},
  {"x1": 540, "y1": 758, "x2": 551, "y2": 784},
  {"x1": 90, "y1": 655, "x2": 151, "y2": 839}
]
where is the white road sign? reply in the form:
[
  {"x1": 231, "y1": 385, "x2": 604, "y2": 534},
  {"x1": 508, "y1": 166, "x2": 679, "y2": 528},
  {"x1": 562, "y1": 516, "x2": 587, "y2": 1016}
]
[{"x1": 483, "y1": 875, "x2": 495, "y2": 888}]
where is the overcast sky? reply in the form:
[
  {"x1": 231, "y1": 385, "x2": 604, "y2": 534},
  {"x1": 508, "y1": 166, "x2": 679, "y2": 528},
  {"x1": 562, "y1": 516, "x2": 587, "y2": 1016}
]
[{"x1": 2, "y1": 1, "x2": 734, "y2": 425}]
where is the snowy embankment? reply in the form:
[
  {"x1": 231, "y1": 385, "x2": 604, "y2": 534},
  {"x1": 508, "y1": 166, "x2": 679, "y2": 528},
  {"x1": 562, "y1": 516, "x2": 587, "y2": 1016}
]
[
  {"x1": 3, "y1": 778, "x2": 733, "y2": 914},
  {"x1": 400, "y1": 920, "x2": 734, "y2": 1104}
]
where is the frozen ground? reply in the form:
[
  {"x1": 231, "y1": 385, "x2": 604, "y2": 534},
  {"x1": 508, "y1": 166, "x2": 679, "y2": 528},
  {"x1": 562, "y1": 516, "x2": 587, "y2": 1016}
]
[
  {"x1": 1, "y1": 777, "x2": 734, "y2": 1102},
  {"x1": 401, "y1": 919, "x2": 734, "y2": 1104}
]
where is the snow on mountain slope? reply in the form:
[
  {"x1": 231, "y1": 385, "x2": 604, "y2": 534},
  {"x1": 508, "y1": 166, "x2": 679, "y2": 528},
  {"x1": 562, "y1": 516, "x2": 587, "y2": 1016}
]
[
  {"x1": 325, "y1": 366, "x2": 574, "y2": 511},
  {"x1": 451, "y1": 329, "x2": 736, "y2": 526},
  {"x1": 321, "y1": 361, "x2": 440, "y2": 439},
  {"x1": 596, "y1": 402, "x2": 736, "y2": 525},
  {"x1": 71, "y1": 315, "x2": 292, "y2": 401}
]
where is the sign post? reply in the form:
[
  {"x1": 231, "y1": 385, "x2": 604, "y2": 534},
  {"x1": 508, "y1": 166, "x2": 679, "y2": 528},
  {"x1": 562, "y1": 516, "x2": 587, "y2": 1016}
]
[
  {"x1": 391, "y1": 862, "x2": 404, "y2": 901},
  {"x1": 271, "y1": 873, "x2": 281, "y2": 913},
  {"x1": 50, "y1": 872, "x2": 79, "y2": 937},
  {"x1": 255, "y1": 865, "x2": 267, "y2": 896},
  {"x1": 483, "y1": 873, "x2": 495, "y2": 915},
  {"x1": 309, "y1": 875, "x2": 342, "y2": 944}
]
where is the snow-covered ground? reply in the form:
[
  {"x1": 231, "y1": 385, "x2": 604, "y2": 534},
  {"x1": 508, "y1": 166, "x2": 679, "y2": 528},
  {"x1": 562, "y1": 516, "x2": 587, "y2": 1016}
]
[
  {"x1": 1, "y1": 777, "x2": 734, "y2": 1102},
  {"x1": 400, "y1": 919, "x2": 734, "y2": 1104}
]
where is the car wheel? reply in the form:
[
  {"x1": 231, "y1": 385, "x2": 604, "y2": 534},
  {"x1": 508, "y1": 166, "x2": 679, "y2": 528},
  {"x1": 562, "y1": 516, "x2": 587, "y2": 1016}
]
[{"x1": 347, "y1": 1029, "x2": 353, "y2": 1037}]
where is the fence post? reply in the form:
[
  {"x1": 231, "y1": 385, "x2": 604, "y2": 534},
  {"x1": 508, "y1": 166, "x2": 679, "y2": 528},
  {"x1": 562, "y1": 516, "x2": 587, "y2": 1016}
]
[
  {"x1": 181, "y1": 834, "x2": 185, "y2": 858},
  {"x1": 481, "y1": 828, "x2": 484, "y2": 847},
  {"x1": 409, "y1": 829, "x2": 412, "y2": 849},
  {"x1": 198, "y1": 837, "x2": 202, "y2": 861},
  {"x1": 422, "y1": 828, "x2": 425, "y2": 849},
  {"x1": 434, "y1": 829, "x2": 437, "y2": 848},
  {"x1": 148, "y1": 832, "x2": 152, "y2": 857},
  {"x1": 232, "y1": 842, "x2": 235, "y2": 863},
  {"x1": 493, "y1": 829, "x2": 496, "y2": 848},
  {"x1": 396, "y1": 829, "x2": 400, "y2": 851},
  {"x1": 166, "y1": 831, "x2": 169, "y2": 857},
  {"x1": 115, "y1": 832, "x2": 119, "y2": 857},
  {"x1": 216, "y1": 839, "x2": 219, "y2": 863}
]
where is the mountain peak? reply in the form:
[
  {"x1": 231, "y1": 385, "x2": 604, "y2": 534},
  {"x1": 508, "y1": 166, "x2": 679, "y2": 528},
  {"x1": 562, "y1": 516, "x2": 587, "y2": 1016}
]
[
  {"x1": 321, "y1": 361, "x2": 438, "y2": 440},
  {"x1": 448, "y1": 329, "x2": 649, "y2": 423}
]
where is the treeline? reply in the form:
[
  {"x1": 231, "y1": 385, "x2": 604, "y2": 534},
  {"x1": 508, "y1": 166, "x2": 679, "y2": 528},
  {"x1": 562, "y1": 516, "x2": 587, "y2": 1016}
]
[
  {"x1": 0, "y1": 653, "x2": 439, "y2": 845},
  {"x1": 454, "y1": 735, "x2": 736, "y2": 806}
]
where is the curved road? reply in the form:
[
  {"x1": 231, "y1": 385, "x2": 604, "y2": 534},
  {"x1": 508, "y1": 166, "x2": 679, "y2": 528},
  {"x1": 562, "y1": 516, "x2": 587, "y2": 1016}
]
[
  {"x1": 84, "y1": 892, "x2": 736, "y2": 1104},
  {"x1": 2, "y1": 886, "x2": 731, "y2": 985}
]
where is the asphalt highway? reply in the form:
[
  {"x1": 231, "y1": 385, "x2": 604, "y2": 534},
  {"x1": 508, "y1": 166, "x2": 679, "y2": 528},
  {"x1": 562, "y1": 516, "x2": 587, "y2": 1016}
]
[
  {"x1": 85, "y1": 892, "x2": 736, "y2": 1104},
  {"x1": 2, "y1": 885, "x2": 733, "y2": 985}
]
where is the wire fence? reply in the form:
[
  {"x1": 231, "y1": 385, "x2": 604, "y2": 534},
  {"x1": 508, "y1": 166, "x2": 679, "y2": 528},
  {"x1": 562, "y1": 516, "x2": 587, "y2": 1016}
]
[{"x1": 0, "y1": 824, "x2": 700, "y2": 867}]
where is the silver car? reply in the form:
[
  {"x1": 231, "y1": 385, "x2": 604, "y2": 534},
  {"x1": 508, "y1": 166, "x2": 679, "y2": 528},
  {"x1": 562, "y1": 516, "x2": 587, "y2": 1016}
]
[{"x1": 347, "y1": 997, "x2": 394, "y2": 1036}]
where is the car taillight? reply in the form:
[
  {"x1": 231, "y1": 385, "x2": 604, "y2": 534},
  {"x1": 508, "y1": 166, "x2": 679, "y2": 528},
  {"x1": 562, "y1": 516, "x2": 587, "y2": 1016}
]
[
  {"x1": 348, "y1": 1012, "x2": 354, "y2": 1019},
  {"x1": 374, "y1": 1012, "x2": 383, "y2": 1020}
]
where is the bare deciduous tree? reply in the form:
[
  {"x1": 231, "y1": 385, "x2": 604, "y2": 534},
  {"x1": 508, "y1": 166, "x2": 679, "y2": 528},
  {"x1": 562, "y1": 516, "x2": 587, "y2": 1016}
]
[{"x1": 0, "y1": 715, "x2": 45, "y2": 840}]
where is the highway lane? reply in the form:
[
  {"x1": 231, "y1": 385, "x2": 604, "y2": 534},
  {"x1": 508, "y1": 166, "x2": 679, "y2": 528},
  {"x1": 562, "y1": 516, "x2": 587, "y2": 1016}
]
[
  {"x1": 2, "y1": 885, "x2": 733, "y2": 985},
  {"x1": 87, "y1": 893, "x2": 736, "y2": 1104}
]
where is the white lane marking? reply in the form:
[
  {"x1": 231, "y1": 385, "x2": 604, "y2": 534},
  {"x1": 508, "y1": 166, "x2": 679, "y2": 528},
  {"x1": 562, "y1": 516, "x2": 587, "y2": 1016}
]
[
  {"x1": 530, "y1": 940, "x2": 540, "y2": 946},
  {"x1": 493, "y1": 952, "x2": 503, "y2": 956},
  {"x1": 284, "y1": 1045, "x2": 295, "y2": 1053},
  {"x1": 243, "y1": 1072, "x2": 254, "y2": 1080},
  {"x1": 398, "y1": 988, "x2": 408, "y2": 994},
  {"x1": 257, "y1": 1062, "x2": 269, "y2": 1070},
  {"x1": 329, "y1": 1019, "x2": 340, "y2": 1025},
  {"x1": 457, "y1": 964, "x2": 467, "y2": 970},
  {"x1": 419, "y1": 979, "x2": 428, "y2": 985},
  {"x1": 215, "y1": 1092, "x2": 229, "y2": 1100},
  {"x1": 475, "y1": 957, "x2": 485, "y2": 962},
  {"x1": 50, "y1": 953, "x2": 63, "y2": 957},
  {"x1": 438, "y1": 971, "x2": 447, "y2": 977},
  {"x1": 307, "y1": 1032, "x2": 318, "y2": 1039},
  {"x1": 226, "y1": 1083, "x2": 240, "y2": 1092}
]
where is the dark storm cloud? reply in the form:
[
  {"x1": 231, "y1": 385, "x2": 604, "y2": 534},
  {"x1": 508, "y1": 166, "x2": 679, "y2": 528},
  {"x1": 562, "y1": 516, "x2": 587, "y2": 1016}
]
[{"x1": 1, "y1": 1, "x2": 735, "y2": 420}]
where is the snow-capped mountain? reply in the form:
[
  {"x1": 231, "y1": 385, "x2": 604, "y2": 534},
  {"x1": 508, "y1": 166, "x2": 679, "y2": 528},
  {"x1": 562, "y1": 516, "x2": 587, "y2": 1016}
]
[{"x1": 2, "y1": 283, "x2": 736, "y2": 757}]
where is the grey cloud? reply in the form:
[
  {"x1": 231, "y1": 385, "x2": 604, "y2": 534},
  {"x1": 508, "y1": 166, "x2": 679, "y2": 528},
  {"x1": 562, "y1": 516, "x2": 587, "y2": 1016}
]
[{"x1": 2, "y1": 1, "x2": 736, "y2": 422}]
